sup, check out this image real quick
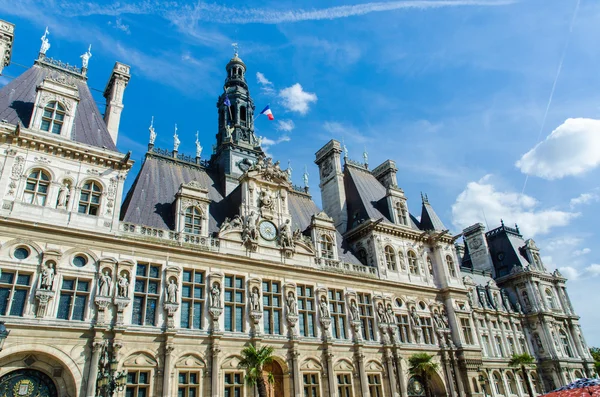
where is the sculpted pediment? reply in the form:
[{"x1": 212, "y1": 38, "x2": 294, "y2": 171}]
[
  {"x1": 365, "y1": 360, "x2": 384, "y2": 372},
  {"x1": 300, "y1": 358, "x2": 322, "y2": 371},
  {"x1": 176, "y1": 354, "x2": 206, "y2": 368},
  {"x1": 244, "y1": 155, "x2": 291, "y2": 186},
  {"x1": 124, "y1": 352, "x2": 158, "y2": 367}
]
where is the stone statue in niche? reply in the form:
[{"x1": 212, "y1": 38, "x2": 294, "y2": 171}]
[
  {"x1": 167, "y1": 278, "x2": 178, "y2": 303},
  {"x1": 376, "y1": 303, "x2": 386, "y2": 323},
  {"x1": 259, "y1": 189, "x2": 274, "y2": 211},
  {"x1": 98, "y1": 270, "x2": 112, "y2": 297},
  {"x1": 117, "y1": 273, "x2": 129, "y2": 298},
  {"x1": 433, "y1": 310, "x2": 446, "y2": 329},
  {"x1": 350, "y1": 300, "x2": 359, "y2": 321},
  {"x1": 386, "y1": 304, "x2": 395, "y2": 324},
  {"x1": 441, "y1": 310, "x2": 449, "y2": 328},
  {"x1": 286, "y1": 291, "x2": 298, "y2": 316},
  {"x1": 279, "y1": 219, "x2": 294, "y2": 248},
  {"x1": 250, "y1": 287, "x2": 261, "y2": 311},
  {"x1": 242, "y1": 211, "x2": 260, "y2": 246},
  {"x1": 40, "y1": 262, "x2": 55, "y2": 290},
  {"x1": 533, "y1": 333, "x2": 544, "y2": 353},
  {"x1": 409, "y1": 307, "x2": 422, "y2": 328},
  {"x1": 56, "y1": 181, "x2": 71, "y2": 209},
  {"x1": 210, "y1": 282, "x2": 222, "y2": 309},
  {"x1": 319, "y1": 296, "x2": 330, "y2": 318}
]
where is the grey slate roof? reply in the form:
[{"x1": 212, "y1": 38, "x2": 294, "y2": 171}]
[
  {"x1": 0, "y1": 64, "x2": 117, "y2": 151},
  {"x1": 486, "y1": 226, "x2": 531, "y2": 277},
  {"x1": 344, "y1": 164, "x2": 420, "y2": 231},
  {"x1": 419, "y1": 200, "x2": 447, "y2": 231}
]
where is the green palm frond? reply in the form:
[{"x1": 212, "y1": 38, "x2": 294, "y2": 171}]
[
  {"x1": 407, "y1": 353, "x2": 440, "y2": 377},
  {"x1": 508, "y1": 353, "x2": 536, "y2": 368}
]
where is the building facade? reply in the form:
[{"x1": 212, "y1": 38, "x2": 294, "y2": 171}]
[{"x1": 0, "y1": 20, "x2": 595, "y2": 397}]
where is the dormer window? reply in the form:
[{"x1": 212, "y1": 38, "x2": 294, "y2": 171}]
[
  {"x1": 24, "y1": 169, "x2": 50, "y2": 206},
  {"x1": 40, "y1": 101, "x2": 65, "y2": 134},
  {"x1": 320, "y1": 235, "x2": 334, "y2": 259},
  {"x1": 78, "y1": 181, "x2": 102, "y2": 216},
  {"x1": 184, "y1": 206, "x2": 203, "y2": 235}
]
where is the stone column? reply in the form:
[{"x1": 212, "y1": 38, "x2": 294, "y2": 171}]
[
  {"x1": 85, "y1": 340, "x2": 103, "y2": 397},
  {"x1": 487, "y1": 369, "x2": 498, "y2": 397},
  {"x1": 451, "y1": 352, "x2": 465, "y2": 396},
  {"x1": 211, "y1": 338, "x2": 221, "y2": 397},
  {"x1": 566, "y1": 324, "x2": 582, "y2": 358},
  {"x1": 355, "y1": 347, "x2": 370, "y2": 397},
  {"x1": 325, "y1": 349, "x2": 336, "y2": 397},
  {"x1": 392, "y1": 347, "x2": 406, "y2": 397},
  {"x1": 290, "y1": 344, "x2": 301, "y2": 397},
  {"x1": 442, "y1": 352, "x2": 457, "y2": 397},
  {"x1": 384, "y1": 348, "x2": 398, "y2": 397},
  {"x1": 162, "y1": 343, "x2": 175, "y2": 397}
]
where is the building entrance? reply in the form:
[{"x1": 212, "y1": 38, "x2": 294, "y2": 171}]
[{"x1": 0, "y1": 369, "x2": 58, "y2": 397}]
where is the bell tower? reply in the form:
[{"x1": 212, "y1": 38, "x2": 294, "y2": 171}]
[{"x1": 211, "y1": 47, "x2": 263, "y2": 196}]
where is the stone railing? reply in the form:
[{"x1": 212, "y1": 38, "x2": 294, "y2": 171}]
[
  {"x1": 314, "y1": 257, "x2": 378, "y2": 278},
  {"x1": 120, "y1": 223, "x2": 220, "y2": 252}
]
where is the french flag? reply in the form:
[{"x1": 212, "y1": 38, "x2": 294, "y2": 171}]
[{"x1": 260, "y1": 105, "x2": 274, "y2": 120}]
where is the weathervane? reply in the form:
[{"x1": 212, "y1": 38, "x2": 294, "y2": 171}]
[{"x1": 39, "y1": 27, "x2": 50, "y2": 56}]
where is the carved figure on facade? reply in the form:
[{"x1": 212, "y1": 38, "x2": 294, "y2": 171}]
[
  {"x1": 242, "y1": 211, "x2": 259, "y2": 247},
  {"x1": 409, "y1": 307, "x2": 423, "y2": 342},
  {"x1": 533, "y1": 333, "x2": 544, "y2": 353},
  {"x1": 286, "y1": 291, "x2": 298, "y2": 316},
  {"x1": 40, "y1": 262, "x2": 55, "y2": 290},
  {"x1": 433, "y1": 310, "x2": 447, "y2": 330},
  {"x1": 319, "y1": 296, "x2": 330, "y2": 319},
  {"x1": 173, "y1": 124, "x2": 180, "y2": 151},
  {"x1": 259, "y1": 189, "x2": 274, "y2": 211},
  {"x1": 377, "y1": 303, "x2": 386, "y2": 323},
  {"x1": 80, "y1": 44, "x2": 92, "y2": 69},
  {"x1": 56, "y1": 180, "x2": 71, "y2": 209},
  {"x1": 195, "y1": 131, "x2": 203, "y2": 158},
  {"x1": 167, "y1": 278, "x2": 178, "y2": 304},
  {"x1": 247, "y1": 155, "x2": 289, "y2": 182},
  {"x1": 250, "y1": 287, "x2": 261, "y2": 312},
  {"x1": 219, "y1": 215, "x2": 243, "y2": 234},
  {"x1": 98, "y1": 269, "x2": 112, "y2": 297},
  {"x1": 148, "y1": 116, "x2": 156, "y2": 145},
  {"x1": 40, "y1": 27, "x2": 50, "y2": 55},
  {"x1": 386, "y1": 304, "x2": 395, "y2": 324},
  {"x1": 501, "y1": 290, "x2": 512, "y2": 312},
  {"x1": 279, "y1": 219, "x2": 294, "y2": 249},
  {"x1": 210, "y1": 282, "x2": 222, "y2": 309},
  {"x1": 117, "y1": 272, "x2": 129, "y2": 298},
  {"x1": 350, "y1": 300, "x2": 360, "y2": 322}
]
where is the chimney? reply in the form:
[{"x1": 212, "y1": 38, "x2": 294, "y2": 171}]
[
  {"x1": 0, "y1": 20, "x2": 15, "y2": 75},
  {"x1": 103, "y1": 62, "x2": 131, "y2": 145},
  {"x1": 315, "y1": 139, "x2": 347, "y2": 234},
  {"x1": 371, "y1": 159, "x2": 398, "y2": 188}
]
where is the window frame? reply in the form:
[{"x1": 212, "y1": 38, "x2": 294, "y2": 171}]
[
  {"x1": 384, "y1": 246, "x2": 396, "y2": 271},
  {"x1": 460, "y1": 318, "x2": 474, "y2": 345},
  {"x1": 56, "y1": 277, "x2": 90, "y2": 321},
  {"x1": 367, "y1": 374, "x2": 383, "y2": 397},
  {"x1": 297, "y1": 284, "x2": 316, "y2": 338},
  {"x1": 184, "y1": 206, "x2": 203, "y2": 235},
  {"x1": 303, "y1": 372, "x2": 321, "y2": 397},
  {"x1": 337, "y1": 373, "x2": 353, "y2": 397},
  {"x1": 358, "y1": 292, "x2": 375, "y2": 341},
  {"x1": 181, "y1": 269, "x2": 205, "y2": 330},
  {"x1": 328, "y1": 288, "x2": 347, "y2": 339},
  {"x1": 125, "y1": 370, "x2": 151, "y2": 397},
  {"x1": 224, "y1": 274, "x2": 245, "y2": 333},
  {"x1": 132, "y1": 263, "x2": 162, "y2": 326},
  {"x1": 407, "y1": 251, "x2": 419, "y2": 275},
  {"x1": 320, "y1": 234, "x2": 334, "y2": 259},
  {"x1": 263, "y1": 280, "x2": 282, "y2": 335},
  {"x1": 78, "y1": 180, "x2": 102, "y2": 216},
  {"x1": 446, "y1": 255, "x2": 456, "y2": 277},
  {"x1": 0, "y1": 269, "x2": 33, "y2": 317},
  {"x1": 40, "y1": 101, "x2": 66, "y2": 134},
  {"x1": 23, "y1": 168, "x2": 51, "y2": 206},
  {"x1": 177, "y1": 370, "x2": 201, "y2": 397},
  {"x1": 224, "y1": 371, "x2": 244, "y2": 397}
]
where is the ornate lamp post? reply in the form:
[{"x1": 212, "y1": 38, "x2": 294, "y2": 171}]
[
  {"x1": 479, "y1": 374, "x2": 489, "y2": 397},
  {"x1": 96, "y1": 341, "x2": 127, "y2": 397},
  {"x1": 0, "y1": 321, "x2": 9, "y2": 351}
]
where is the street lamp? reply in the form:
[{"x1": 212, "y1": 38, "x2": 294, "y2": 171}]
[
  {"x1": 96, "y1": 342, "x2": 127, "y2": 397},
  {"x1": 0, "y1": 321, "x2": 9, "y2": 351}
]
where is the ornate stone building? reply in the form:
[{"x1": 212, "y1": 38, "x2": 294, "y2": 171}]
[{"x1": 0, "y1": 20, "x2": 595, "y2": 397}]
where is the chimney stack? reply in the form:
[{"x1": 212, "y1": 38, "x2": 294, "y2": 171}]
[
  {"x1": 0, "y1": 20, "x2": 15, "y2": 75},
  {"x1": 371, "y1": 159, "x2": 398, "y2": 188},
  {"x1": 103, "y1": 62, "x2": 131, "y2": 145}
]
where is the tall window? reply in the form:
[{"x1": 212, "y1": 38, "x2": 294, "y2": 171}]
[
  {"x1": 482, "y1": 335, "x2": 491, "y2": 357},
  {"x1": 40, "y1": 101, "x2": 65, "y2": 134},
  {"x1": 303, "y1": 373, "x2": 320, "y2": 397},
  {"x1": 23, "y1": 169, "x2": 50, "y2": 206},
  {"x1": 178, "y1": 371, "x2": 200, "y2": 397},
  {"x1": 421, "y1": 317, "x2": 435, "y2": 344},
  {"x1": 263, "y1": 280, "x2": 282, "y2": 335},
  {"x1": 506, "y1": 373, "x2": 517, "y2": 395},
  {"x1": 560, "y1": 330, "x2": 573, "y2": 357},
  {"x1": 57, "y1": 277, "x2": 90, "y2": 321},
  {"x1": 240, "y1": 106, "x2": 247, "y2": 126},
  {"x1": 224, "y1": 275, "x2": 245, "y2": 332},
  {"x1": 181, "y1": 269, "x2": 205, "y2": 329},
  {"x1": 132, "y1": 263, "x2": 161, "y2": 326},
  {"x1": 297, "y1": 285, "x2": 316, "y2": 337},
  {"x1": 461, "y1": 318, "x2": 474, "y2": 345},
  {"x1": 396, "y1": 202, "x2": 408, "y2": 225},
  {"x1": 78, "y1": 181, "x2": 102, "y2": 216},
  {"x1": 367, "y1": 374, "x2": 382, "y2": 397},
  {"x1": 0, "y1": 269, "x2": 32, "y2": 316},
  {"x1": 396, "y1": 314, "x2": 411, "y2": 343},
  {"x1": 224, "y1": 372, "x2": 243, "y2": 397},
  {"x1": 507, "y1": 337, "x2": 515, "y2": 355},
  {"x1": 446, "y1": 255, "x2": 456, "y2": 277},
  {"x1": 519, "y1": 338, "x2": 527, "y2": 354},
  {"x1": 329, "y1": 289, "x2": 347, "y2": 339},
  {"x1": 320, "y1": 235, "x2": 334, "y2": 259},
  {"x1": 125, "y1": 371, "x2": 150, "y2": 397},
  {"x1": 545, "y1": 288, "x2": 555, "y2": 309},
  {"x1": 407, "y1": 251, "x2": 419, "y2": 275},
  {"x1": 492, "y1": 372, "x2": 505, "y2": 395},
  {"x1": 184, "y1": 207, "x2": 202, "y2": 235},
  {"x1": 337, "y1": 374, "x2": 352, "y2": 397},
  {"x1": 517, "y1": 373, "x2": 527, "y2": 396},
  {"x1": 495, "y1": 336, "x2": 505, "y2": 357},
  {"x1": 384, "y1": 246, "x2": 396, "y2": 270},
  {"x1": 358, "y1": 292, "x2": 375, "y2": 341}
]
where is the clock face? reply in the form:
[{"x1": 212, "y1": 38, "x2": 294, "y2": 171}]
[{"x1": 259, "y1": 221, "x2": 277, "y2": 241}]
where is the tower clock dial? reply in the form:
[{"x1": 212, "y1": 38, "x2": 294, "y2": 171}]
[{"x1": 259, "y1": 221, "x2": 277, "y2": 241}]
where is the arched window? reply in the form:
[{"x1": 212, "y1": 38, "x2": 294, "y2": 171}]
[
  {"x1": 407, "y1": 251, "x2": 418, "y2": 275},
  {"x1": 545, "y1": 288, "x2": 555, "y2": 309},
  {"x1": 384, "y1": 246, "x2": 396, "y2": 270},
  {"x1": 517, "y1": 372, "x2": 527, "y2": 395},
  {"x1": 506, "y1": 372, "x2": 517, "y2": 394},
  {"x1": 446, "y1": 255, "x2": 456, "y2": 277},
  {"x1": 240, "y1": 106, "x2": 247, "y2": 126},
  {"x1": 574, "y1": 370, "x2": 583, "y2": 379},
  {"x1": 357, "y1": 249, "x2": 368, "y2": 266},
  {"x1": 396, "y1": 202, "x2": 408, "y2": 225},
  {"x1": 531, "y1": 373, "x2": 541, "y2": 394},
  {"x1": 23, "y1": 169, "x2": 50, "y2": 206},
  {"x1": 40, "y1": 101, "x2": 65, "y2": 134},
  {"x1": 184, "y1": 206, "x2": 202, "y2": 235},
  {"x1": 78, "y1": 181, "x2": 102, "y2": 216},
  {"x1": 320, "y1": 235, "x2": 334, "y2": 259},
  {"x1": 560, "y1": 330, "x2": 573, "y2": 357},
  {"x1": 493, "y1": 372, "x2": 505, "y2": 395}
]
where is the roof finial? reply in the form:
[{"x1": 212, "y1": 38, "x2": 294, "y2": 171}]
[
  {"x1": 515, "y1": 223, "x2": 520, "y2": 234},
  {"x1": 39, "y1": 27, "x2": 50, "y2": 56},
  {"x1": 173, "y1": 124, "x2": 180, "y2": 152},
  {"x1": 342, "y1": 139, "x2": 348, "y2": 160},
  {"x1": 80, "y1": 44, "x2": 92, "y2": 70},
  {"x1": 195, "y1": 131, "x2": 203, "y2": 159},
  {"x1": 232, "y1": 42, "x2": 239, "y2": 57},
  {"x1": 287, "y1": 160, "x2": 293, "y2": 180},
  {"x1": 148, "y1": 116, "x2": 156, "y2": 146},
  {"x1": 303, "y1": 166, "x2": 309, "y2": 188},
  {"x1": 500, "y1": 219, "x2": 505, "y2": 227},
  {"x1": 363, "y1": 146, "x2": 368, "y2": 168}
]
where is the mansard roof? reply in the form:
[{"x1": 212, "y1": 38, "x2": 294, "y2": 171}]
[
  {"x1": 485, "y1": 224, "x2": 531, "y2": 276},
  {"x1": 419, "y1": 197, "x2": 447, "y2": 231},
  {"x1": 344, "y1": 163, "x2": 420, "y2": 231},
  {"x1": 0, "y1": 63, "x2": 117, "y2": 151}
]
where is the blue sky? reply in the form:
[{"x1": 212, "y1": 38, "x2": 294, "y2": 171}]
[{"x1": 2, "y1": 0, "x2": 600, "y2": 345}]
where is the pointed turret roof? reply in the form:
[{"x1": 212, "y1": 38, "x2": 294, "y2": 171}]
[{"x1": 419, "y1": 194, "x2": 446, "y2": 231}]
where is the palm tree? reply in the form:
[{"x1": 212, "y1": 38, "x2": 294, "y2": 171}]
[
  {"x1": 408, "y1": 353, "x2": 440, "y2": 397},
  {"x1": 508, "y1": 353, "x2": 536, "y2": 397},
  {"x1": 239, "y1": 344, "x2": 275, "y2": 397}
]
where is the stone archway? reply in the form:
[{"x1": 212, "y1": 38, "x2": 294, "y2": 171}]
[
  {"x1": 264, "y1": 360, "x2": 285, "y2": 397},
  {"x1": 0, "y1": 369, "x2": 58, "y2": 397}
]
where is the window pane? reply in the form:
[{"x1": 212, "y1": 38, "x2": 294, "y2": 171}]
[
  {"x1": 0, "y1": 288, "x2": 10, "y2": 315},
  {"x1": 57, "y1": 294, "x2": 72, "y2": 319},
  {"x1": 235, "y1": 306, "x2": 243, "y2": 332},
  {"x1": 225, "y1": 305, "x2": 232, "y2": 332},
  {"x1": 16, "y1": 274, "x2": 30, "y2": 286},
  {"x1": 132, "y1": 296, "x2": 144, "y2": 325},
  {"x1": 181, "y1": 301, "x2": 190, "y2": 328},
  {"x1": 62, "y1": 279, "x2": 75, "y2": 290},
  {"x1": 72, "y1": 295, "x2": 87, "y2": 320},
  {"x1": 145, "y1": 298, "x2": 157, "y2": 325},
  {"x1": 193, "y1": 302, "x2": 202, "y2": 329},
  {"x1": 0, "y1": 272, "x2": 14, "y2": 284}
]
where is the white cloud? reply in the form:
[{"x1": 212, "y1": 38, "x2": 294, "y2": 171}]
[
  {"x1": 279, "y1": 84, "x2": 317, "y2": 115},
  {"x1": 570, "y1": 190, "x2": 600, "y2": 208},
  {"x1": 108, "y1": 17, "x2": 130, "y2": 34},
  {"x1": 260, "y1": 135, "x2": 291, "y2": 147},
  {"x1": 516, "y1": 118, "x2": 600, "y2": 179},
  {"x1": 451, "y1": 175, "x2": 579, "y2": 237},
  {"x1": 323, "y1": 121, "x2": 369, "y2": 144},
  {"x1": 573, "y1": 248, "x2": 591, "y2": 257},
  {"x1": 543, "y1": 237, "x2": 583, "y2": 252},
  {"x1": 586, "y1": 264, "x2": 600, "y2": 276},
  {"x1": 256, "y1": 72, "x2": 275, "y2": 95},
  {"x1": 275, "y1": 119, "x2": 295, "y2": 132},
  {"x1": 559, "y1": 266, "x2": 581, "y2": 280}
]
